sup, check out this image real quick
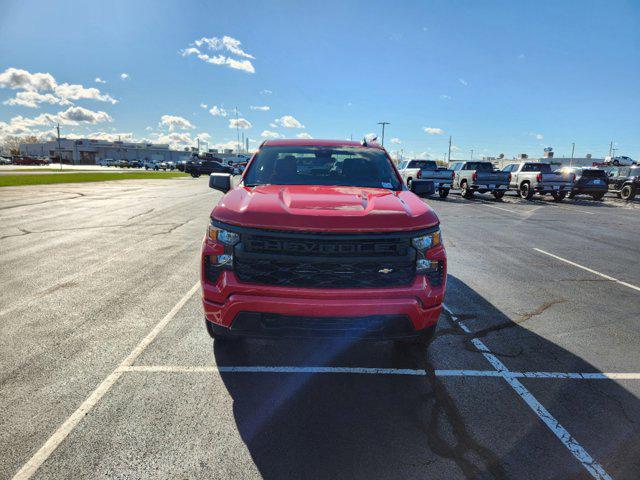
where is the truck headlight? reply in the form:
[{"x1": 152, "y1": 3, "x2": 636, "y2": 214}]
[
  {"x1": 207, "y1": 223, "x2": 240, "y2": 245},
  {"x1": 411, "y1": 229, "x2": 441, "y2": 251}
]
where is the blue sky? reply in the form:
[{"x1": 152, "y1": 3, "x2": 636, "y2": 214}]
[{"x1": 1, "y1": 0, "x2": 639, "y2": 160}]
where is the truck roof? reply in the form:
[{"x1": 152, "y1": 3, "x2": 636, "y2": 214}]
[{"x1": 261, "y1": 139, "x2": 384, "y2": 149}]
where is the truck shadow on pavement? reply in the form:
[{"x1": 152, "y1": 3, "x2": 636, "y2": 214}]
[{"x1": 213, "y1": 275, "x2": 640, "y2": 480}]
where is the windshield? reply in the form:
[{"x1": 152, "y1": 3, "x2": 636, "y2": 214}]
[
  {"x1": 466, "y1": 162, "x2": 493, "y2": 172},
  {"x1": 580, "y1": 169, "x2": 606, "y2": 178},
  {"x1": 522, "y1": 163, "x2": 552, "y2": 173},
  {"x1": 243, "y1": 146, "x2": 403, "y2": 190},
  {"x1": 408, "y1": 160, "x2": 435, "y2": 169}
]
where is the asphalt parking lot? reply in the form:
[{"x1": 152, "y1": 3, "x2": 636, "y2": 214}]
[{"x1": 1, "y1": 179, "x2": 639, "y2": 479}]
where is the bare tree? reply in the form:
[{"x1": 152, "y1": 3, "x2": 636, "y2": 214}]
[{"x1": 1, "y1": 135, "x2": 38, "y2": 155}]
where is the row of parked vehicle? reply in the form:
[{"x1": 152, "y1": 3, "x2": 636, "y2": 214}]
[{"x1": 397, "y1": 159, "x2": 639, "y2": 202}]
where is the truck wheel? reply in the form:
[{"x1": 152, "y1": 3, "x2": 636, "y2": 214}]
[
  {"x1": 394, "y1": 325, "x2": 436, "y2": 349},
  {"x1": 621, "y1": 185, "x2": 636, "y2": 201},
  {"x1": 519, "y1": 182, "x2": 534, "y2": 200},
  {"x1": 191, "y1": 172, "x2": 200, "y2": 178},
  {"x1": 568, "y1": 192, "x2": 576, "y2": 199},
  {"x1": 492, "y1": 190, "x2": 505, "y2": 200},
  {"x1": 406, "y1": 178, "x2": 413, "y2": 189},
  {"x1": 551, "y1": 192, "x2": 566, "y2": 202},
  {"x1": 591, "y1": 192, "x2": 605, "y2": 201},
  {"x1": 461, "y1": 181, "x2": 474, "y2": 199},
  {"x1": 438, "y1": 188, "x2": 449, "y2": 199}
]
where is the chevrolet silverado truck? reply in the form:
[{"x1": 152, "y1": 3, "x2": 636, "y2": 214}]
[
  {"x1": 397, "y1": 159, "x2": 437, "y2": 188},
  {"x1": 501, "y1": 162, "x2": 574, "y2": 201},
  {"x1": 201, "y1": 139, "x2": 446, "y2": 347},
  {"x1": 450, "y1": 161, "x2": 510, "y2": 199},
  {"x1": 419, "y1": 165, "x2": 455, "y2": 199}
]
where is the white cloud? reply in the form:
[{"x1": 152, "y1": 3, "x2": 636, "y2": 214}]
[
  {"x1": 160, "y1": 114, "x2": 195, "y2": 131},
  {"x1": 250, "y1": 105, "x2": 270, "y2": 111},
  {"x1": 229, "y1": 118, "x2": 252, "y2": 129},
  {"x1": 194, "y1": 35, "x2": 255, "y2": 59},
  {"x1": 145, "y1": 126, "x2": 153, "y2": 131},
  {"x1": 260, "y1": 89, "x2": 272, "y2": 95},
  {"x1": 517, "y1": 53, "x2": 526, "y2": 60},
  {"x1": 439, "y1": 94, "x2": 451, "y2": 100},
  {"x1": 181, "y1": 35, "x2": 256, "y2": 74},
  {"x1": 364, "y1": 133, "x2": 377, "y2": 141},
  {"x1": 120, "y1": 73, "x2": 129, "y2": 80},
  {"x1": 95, "y1": 77, "x2": 107, "y2": 84},
  {"x1": 261, "y1": 130, "x2": 283, "y2": 138},
  {"x1": 3, "y1": 91, "x2": 70, "y2": 108},
  {"x1": 269, "y1": 122, "x2": 277, "y2": 128},
  {"x1": 53, "y1": 83, "x2": 117, "y2": 104},
  {"x1": 152, "y1": 131, "x2": 193, "y2": 148},
  {"x1": 0, "y1": 67, "x2": 117, "y2": 108},
  {"x1": 390, "y1": 137, "x2": 401, "y2": 145},
  {"x1": 199, "y1": 103, "x2": 208, "y2": 109},
  {"x1": 296, "y1": 132, "x2": 312, "y2": 139},
  {"x1": 451, "y1": 145, "x2": 461, "y2": 152},
  {"x1": 535, "y1": 133, "x2": 544, "y2": 140},
  {"x1": 208, "y1": 105, "x2": 228, "y2": 117},
  {"x1": 458, "y1": 78, "x2": 468, "y2": 86},
  {"x1": 424, "y1": 127, "x2": 444, "y2": 135},
  {"x1": 275, "y1": 115, "x2": 304, "y2": 129},
  {"x1": 0, "y1": 67, "x2": 57, "y2": 91}
]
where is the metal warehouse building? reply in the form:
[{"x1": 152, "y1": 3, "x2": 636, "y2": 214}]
[{"x1": 20, "y1": 138, "x2": 192, "y2": 165}]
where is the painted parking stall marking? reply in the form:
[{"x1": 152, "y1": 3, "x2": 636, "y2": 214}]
[
  {"x1": 534, "y1": 248, "x2": 640, "y2": 293},
  {"x1": 441, "y1": 304, "x2": 612, "y2": 480}
]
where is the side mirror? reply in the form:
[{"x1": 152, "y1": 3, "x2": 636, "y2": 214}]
[
  {"x1": 410, "y1": 179, "x2": 435, "y2": 196},
  {"x1": 209, "y1": 173, "x2": 232, "y2": 193}
]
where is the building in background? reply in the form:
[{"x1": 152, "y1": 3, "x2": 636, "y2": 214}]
[{"x1": 19, "y1": 138, "x2": 195, "y2": 165}]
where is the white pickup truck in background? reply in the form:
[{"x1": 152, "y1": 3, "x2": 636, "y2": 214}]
[{"x1": 501, "y1": 162, "x2": 574, "y2": 201}]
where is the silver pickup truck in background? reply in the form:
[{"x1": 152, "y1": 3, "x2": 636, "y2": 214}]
[
  {"x1": 397, "y1": 159, "x2": 437, "y2": 188},
  {"x1": 419, "y1": 164, "x2": 455, "y2": 199},
  {"x1": 450, "y1": 161, "x2": 510, "y2": 199},
  {"x1": 501, "y1": 162, "x2": 574, "y2": 201}
]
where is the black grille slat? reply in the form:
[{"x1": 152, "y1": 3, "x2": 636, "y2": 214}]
[{"x1": 234, "y1": 231, "x2": 415, "y2": 288}]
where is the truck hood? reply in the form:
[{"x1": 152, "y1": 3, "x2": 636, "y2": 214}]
[{"x1": 212, "y1": 185, "x2": 439, "y2": 232}]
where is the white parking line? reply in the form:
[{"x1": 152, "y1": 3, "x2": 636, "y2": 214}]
[
  {"x1": 124, "y1": 365, "x2": 640, "y2": 380},
  {"x1": 441, "y1": 304, "x2": 611, "y2": 480},
  {"x1": 435, "y1": 370, "x2": 640, "y2": 380},
  {"x1": 11, "y1": 282, "x2": 200, "y2": 480},
  {"x1": 534, "y1": 248, "x2": 640, "y2": 293}
]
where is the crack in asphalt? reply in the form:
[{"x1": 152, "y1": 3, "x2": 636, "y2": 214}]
[{"x1": 127, "y1": 208, "x2": 155, "y2": 221}]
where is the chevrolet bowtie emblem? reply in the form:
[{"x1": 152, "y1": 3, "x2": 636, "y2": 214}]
[{"x1": 378, "y1": 268, "x2": 394, "y2": 274}]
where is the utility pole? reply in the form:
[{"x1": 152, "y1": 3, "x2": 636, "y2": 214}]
[
  {"x1": 56, "y1": 123, "x2": 62, "y2": 171},
  {"x1": 470, "y1": 149, "x2": 474, "y2": 161},
  {"x1": 196, "y1": 137, "x2": 200, "y2": 153},
  {"x1": 570, "y1": 142, "x2": 575, "y2": 167},
  {"x1": 377, "y1": 121, "x2": 390, "y2": 146},
  {"x1": 447, "y1": 136, "x2": 452, "y2": 163},
  {"x1": 235, "y1": 107, "x2": 240, "y2": 154},
  {"x1": 241, "y1": 132, "x2": 245, "y2": 153},
  {"x1": 608, "y1": 140, "x2": 613, "y2": 158}
]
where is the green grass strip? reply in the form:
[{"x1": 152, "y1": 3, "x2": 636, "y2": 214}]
[{"x1": 0, "y1": 171, "x2": 189, "y2": 187}]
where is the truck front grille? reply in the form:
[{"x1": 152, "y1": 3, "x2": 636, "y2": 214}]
[{"x1": 234, "y1": 231, "x2": 416, "y2": 288}]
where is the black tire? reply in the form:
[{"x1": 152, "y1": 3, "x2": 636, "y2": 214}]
[
  {"x1": 394, "y1": 325, "x2": 436, "y2": 349},
  {"x1": 621, "y1": 185, "x2": 636, "y2": 201},
  {"x1": 519, "y1": 182, "x2": 534, "y2": 200},
  {"x1": 616, "y1": 192, "x2": 622, "y2": 199},
  {"x1": 191, "y1": 172, "x2": 201, "y2": 178},
  {"x1": 613, "y1": 160, "x2": 620, "y2": 166},
  {"x1": 591, "y1": 192, "x2": 605, "y2": 201},
  {"x1": 568, "y1": 192, "x2": 576, "y2": 199},
  {"x1": 461, "y1": 181, "x2": 474, "y2": 199},
  {"x1": 492, "y1": 190, "x2": 505, "y2": 200},
  {"x1": 551, "y1": 191, "x2": 566, "y2": 202},
  {"x1": 406, "y1": 178, "x2": 413, "y2": 189},
  {"x1": 438, "y1": 188, "x2": 449, "y2": 199}
]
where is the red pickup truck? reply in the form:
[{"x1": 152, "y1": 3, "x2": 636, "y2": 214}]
[{"x1": 201, "y1": 139, "x2": 446, "y2": 347}]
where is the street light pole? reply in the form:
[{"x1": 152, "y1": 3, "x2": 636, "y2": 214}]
[
  {"x1": 570, "y1": 142, "x2": 575, "y2": 167},
  {"x1": 470, "y1": 149, "x2": 474, "y2": 161},
  {"x1": 235, "y1": 107, "x2": 240, "y2": 154},
  {"x1": 447, "y1": 136, "x2": 452, "y2": 163},
  {"x1": 377, "y1": 122, "x2": 390, "y2": 146},
  {"x1": 56, "y1": 123, "x2": 62, "y2": 171}
]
